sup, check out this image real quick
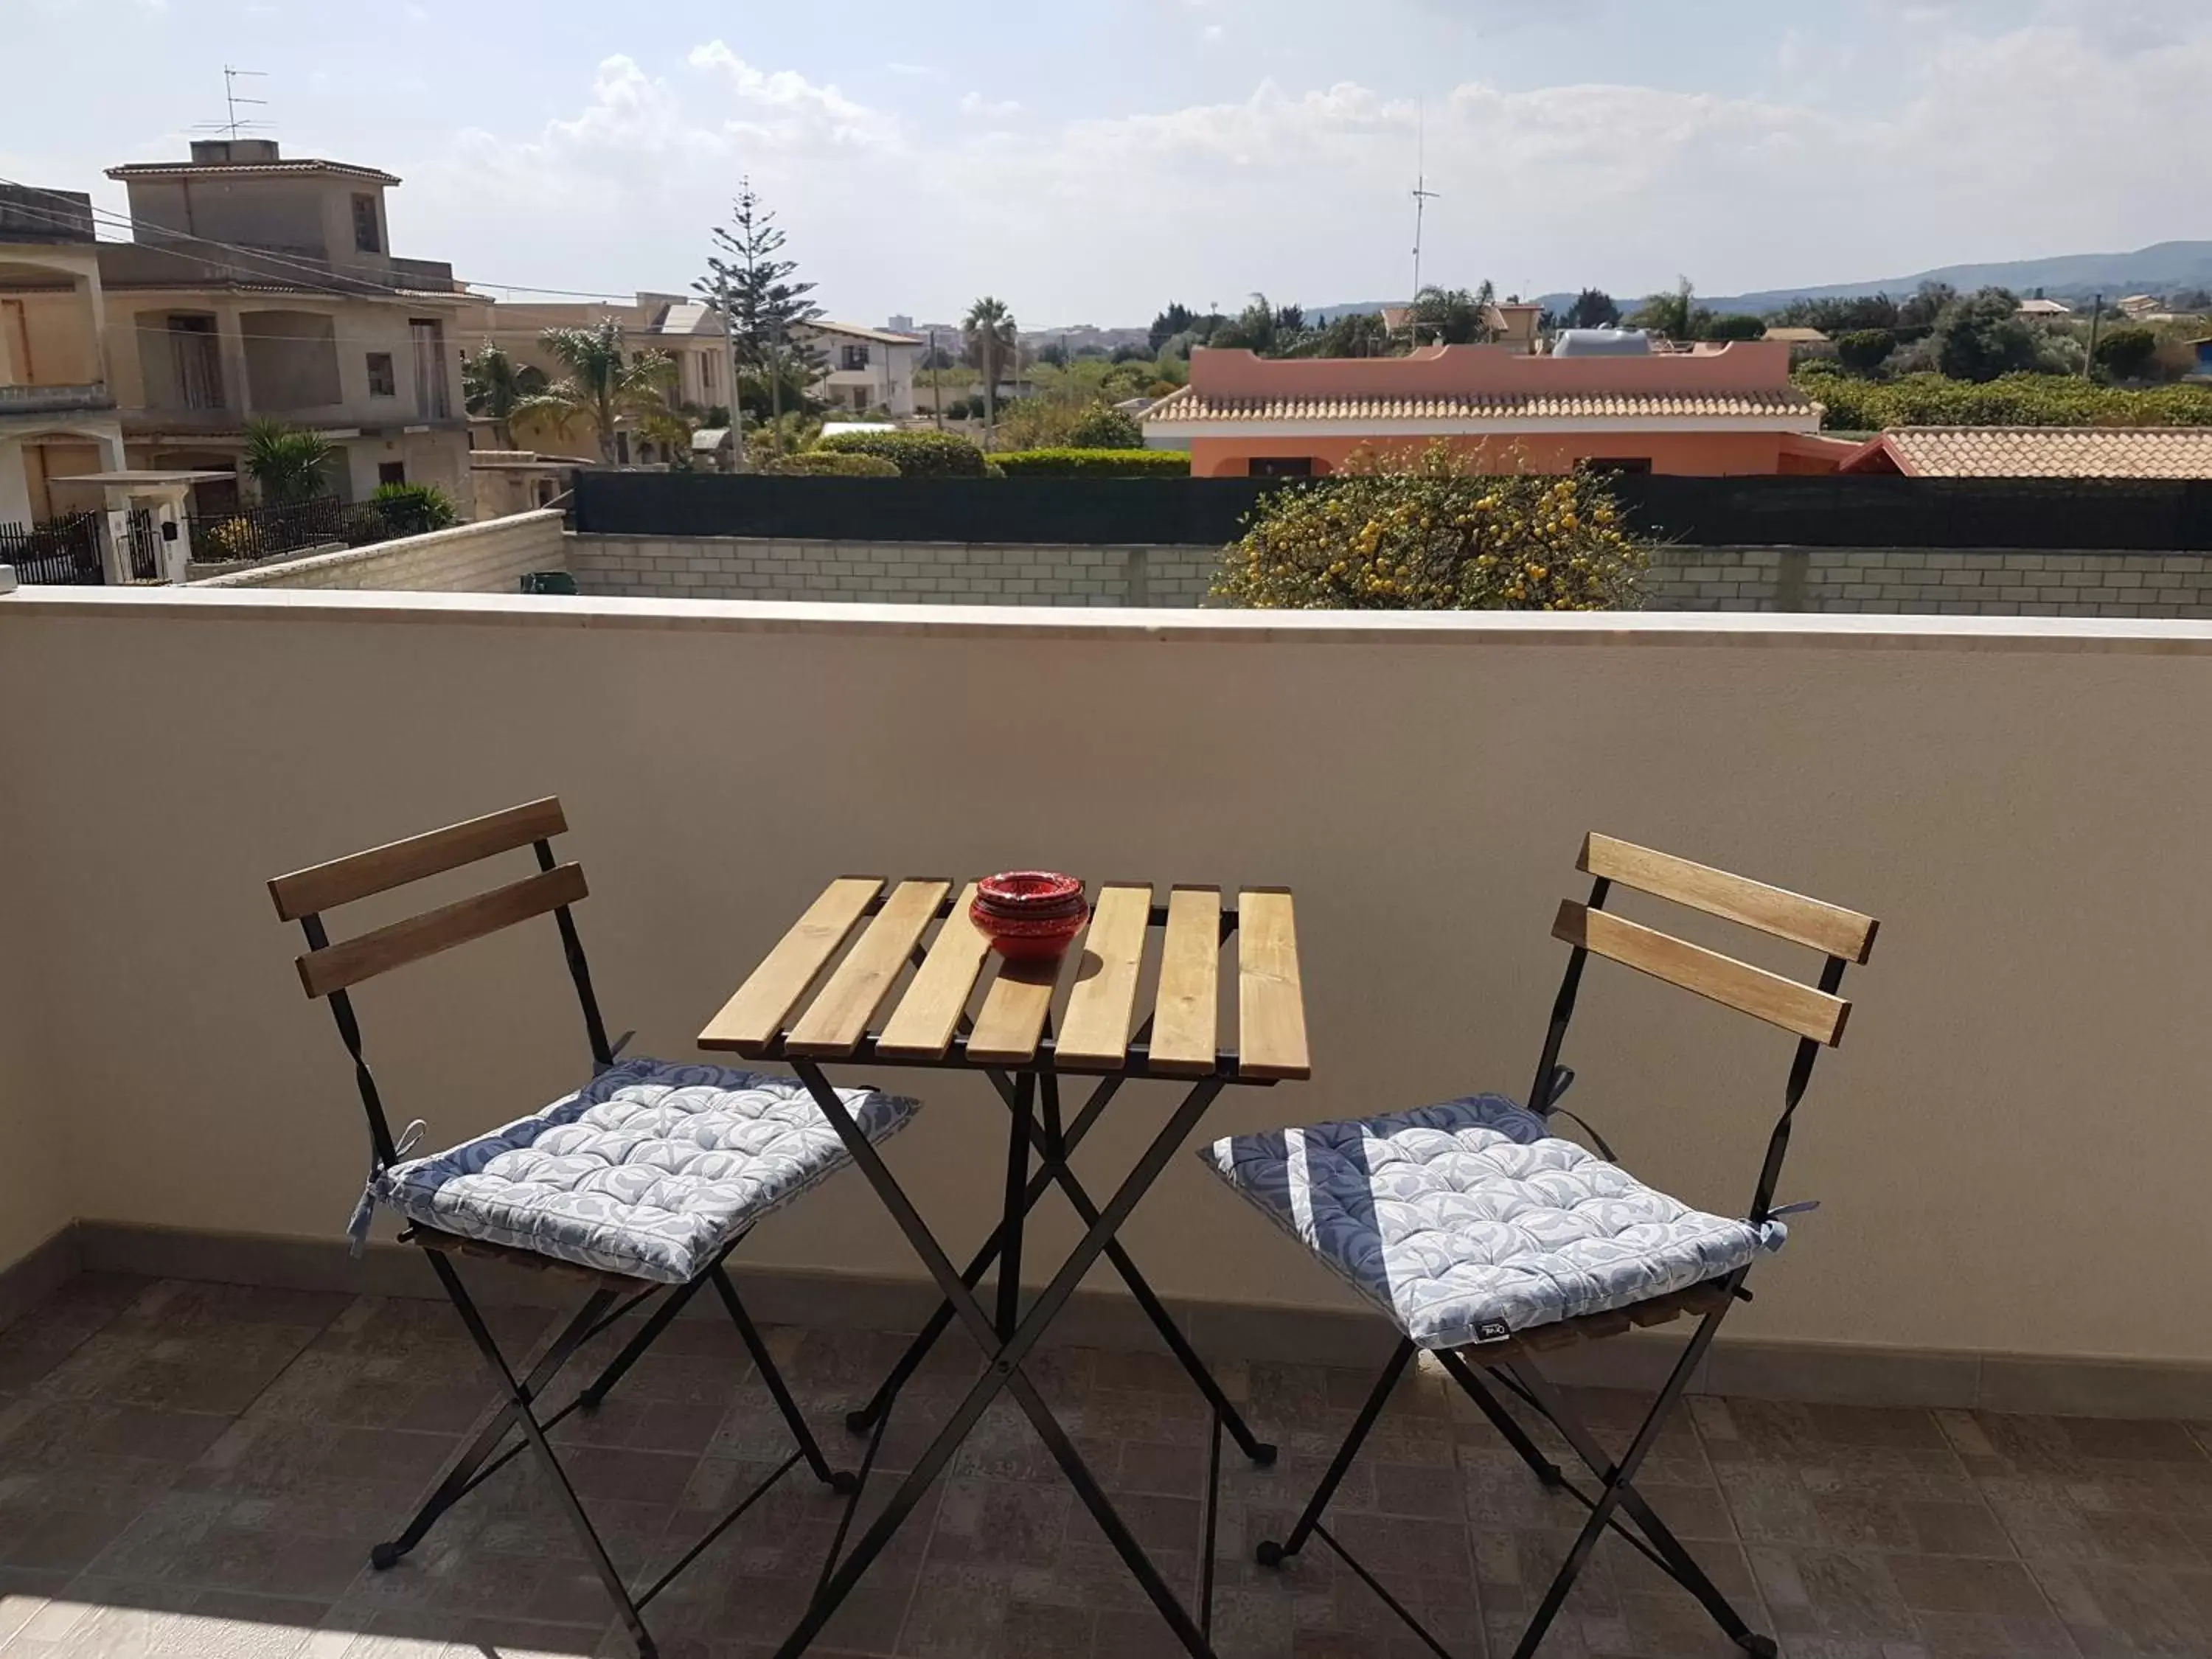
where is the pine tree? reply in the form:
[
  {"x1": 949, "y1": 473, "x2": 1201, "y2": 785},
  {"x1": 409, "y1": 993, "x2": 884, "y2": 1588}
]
[{"x1": 698, "y1": 178, "x2": 827, "y2": 397}]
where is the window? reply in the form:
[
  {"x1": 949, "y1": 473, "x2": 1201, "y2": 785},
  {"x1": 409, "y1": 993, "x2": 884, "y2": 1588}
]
[
  {"x1": 366, "y1": 352, "x2": 396, "y2": 397},
  {"x1": 1584, "y1": 457, "x2": 1653, "y2": 476},
  {"x1": 841, "y1": 343, "x2": 870, "y2": 371},
  {"x1": 378, "y1": 462, "x2": 407, "y2": 487},
  {"x1": 166, "y1": 314, "x2": 223, "y2": 409},
  {"x1": 408, "y1": 319, "x2": 450, "y2": 418},
  {"x1": 352, "y1": 194, "x2": 381, "y2": 254},
  {"x1": 1249, "y1": 456, "x2": 1314, "y2": 478},
  {"x1": 700, "y1": 351, "x2": 717, "y2": 394}
]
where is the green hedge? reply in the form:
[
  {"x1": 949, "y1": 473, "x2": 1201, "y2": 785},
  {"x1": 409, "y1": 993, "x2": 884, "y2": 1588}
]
[
  {"x1": 768, "y1": 451, "x2": 900, "y2": 476},
  {"x1": 815, "y1": 429, "x2": 989, "y2": 476},
  {"x1": 1796, "y1": 367, "x2": 2212, "y2": 431},
  {"x1": 988, "y1": 448, "x2": 1190, "y2": 477}
]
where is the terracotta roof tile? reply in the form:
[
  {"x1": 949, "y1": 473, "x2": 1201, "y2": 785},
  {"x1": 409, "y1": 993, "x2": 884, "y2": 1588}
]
[
  {"x1": 1144, "y1": 386, "x2": 1818, "y2": 423},
  {"x1": 1877, "y1": 427, "x2": 2212, "y2": 479}
]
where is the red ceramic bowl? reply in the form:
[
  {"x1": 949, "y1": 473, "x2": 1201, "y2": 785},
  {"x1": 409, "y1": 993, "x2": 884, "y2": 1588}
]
[
  {"x1": 971, "y1": 894, "x2": 1089, "y2": 961},
  {"x1": 977, "y1": 871, "x2": 1084, "y2": 912}
]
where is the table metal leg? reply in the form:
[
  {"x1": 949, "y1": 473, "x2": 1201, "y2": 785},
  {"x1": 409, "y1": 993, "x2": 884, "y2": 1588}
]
[
  {"x1": 781, "y1": 1058, "x2": 1225, "y2": 1659},
  {"x1": 844, "y1": 1069, "x2": 1134, "y2": 1433},
  {"x1": 997, "y1": 1071, "x2": 1034, "y2": 1341}
]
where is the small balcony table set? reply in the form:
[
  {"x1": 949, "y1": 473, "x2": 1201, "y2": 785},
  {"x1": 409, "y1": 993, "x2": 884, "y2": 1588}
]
[{"x1": 271, "y1": 800, "x2": 1877, "y2": 1659}]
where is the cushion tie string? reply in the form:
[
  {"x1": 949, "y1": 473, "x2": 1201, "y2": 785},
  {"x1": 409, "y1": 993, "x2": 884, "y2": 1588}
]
[{"x1": 346, "y1": 1119, "x2": 427, "y2": 1256}]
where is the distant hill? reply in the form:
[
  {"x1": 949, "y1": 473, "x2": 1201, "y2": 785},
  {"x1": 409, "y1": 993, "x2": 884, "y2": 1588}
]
[
  {"x1": 1705, "y1": 243, "x2": 2212, "y2": 315},
  {"x1": 1311, "y1": 243, "x2": 2212, "y2": 325}
]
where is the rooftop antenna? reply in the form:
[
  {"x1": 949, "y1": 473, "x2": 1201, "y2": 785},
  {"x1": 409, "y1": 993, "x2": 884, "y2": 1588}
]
[
  {"x1": 192, "y1": 66, "x2": 271, "y2": 142},
  {"x1": 1410, "y1": 103, "x2": 1441, "y2": 341}
]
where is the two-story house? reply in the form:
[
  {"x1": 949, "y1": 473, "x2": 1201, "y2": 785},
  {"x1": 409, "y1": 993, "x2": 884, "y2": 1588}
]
[
  {"x1": 802, "y1": 321, "x2": 920, "y2": 417},
  {"x1": 491, "y1": 292, "x2": 728, "y2": 463},
  {"x1": 94, "y1": 139, "x2": 484, "y2": 515},
  {"x1": 0, "y1": 186, "x2": 128, "y2": 529}
]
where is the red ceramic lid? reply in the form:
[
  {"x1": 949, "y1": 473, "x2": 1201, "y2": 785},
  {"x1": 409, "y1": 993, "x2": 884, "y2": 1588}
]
[{"x1": 977, "y1": 870, "x2": 1083, "y2": 909}]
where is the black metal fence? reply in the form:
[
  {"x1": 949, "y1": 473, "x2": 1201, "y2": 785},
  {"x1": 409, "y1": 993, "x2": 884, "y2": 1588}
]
[
  {"x1": 0, "y1": 512, "x2": 104, "y2": 584},
  {"x1": 185, "y1": 495, "x2": 455, "y2": 565},
  {"x1": 573, "y1": 469, "x2": 2212, "y2": 553}
]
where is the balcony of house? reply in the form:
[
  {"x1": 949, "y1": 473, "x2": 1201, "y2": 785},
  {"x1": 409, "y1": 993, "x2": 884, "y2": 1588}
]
[
  {"x1": 0, "y1": 590, "x2": 2208, "y2": 1658},
  {"x1": 0, "y1": 255, "x2": 112, "y2": 420}
]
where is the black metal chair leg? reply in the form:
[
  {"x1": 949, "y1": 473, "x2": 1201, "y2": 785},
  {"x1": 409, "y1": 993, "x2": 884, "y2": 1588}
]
[
  {"x1": 1504, "y1": 1292, "x2": 1746, "y2": 1659},
  {"x1": 1435, "y1": 1349, "x2": 1567, "y2": 1488},
  {"x1": 374, "y1": 1279, "x2": 620, "y2": 1567},
  {"x1": 422, "y1": 1253, "x2": 660, "y2": 1658},
  {"x1": 577, "y1": 1270, "x2": 712, "y2": 1411},
  {"x1": 710, "y1": 1266, "x2": 857, "y2": 1494},
  {"x1": 1256, "y1": 1337, "x2": 1416, "y2": 1567},
  {"x1": 1509, "y1": 1353, "x2": 1770, "y2": 1653}
]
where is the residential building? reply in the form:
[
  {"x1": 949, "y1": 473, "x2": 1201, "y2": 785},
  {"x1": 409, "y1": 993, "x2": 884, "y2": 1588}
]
[
  {"x1": 1144, "y1": 340, "x2": 1858, "y2": 477},
  {"x1": 0, "y1": 185, "x2": 127, "y2": 526},
  {"x1": 93, "y1": 139, "x2": 484, "y2": 515},
  {"x1": 1379, "y1": 298, "x2": 1543, "y2": 351},
  {"x1": 2016, "y1": 297, "x2": 2074, "y2": 319},
  {"x1": 801, "y1": 319, "x2": 922, "y2": 416},
  {"x1": 1840, "y1": 425, "x2": 2212, "y2": 478}
]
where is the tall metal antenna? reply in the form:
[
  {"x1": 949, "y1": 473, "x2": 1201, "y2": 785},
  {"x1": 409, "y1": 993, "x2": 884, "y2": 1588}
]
[
  {"x1": 193, "y1": 66, "x2": 270, "y2": 142},
  {"x1": 1410, "y1": 103, "x2": 1441, "y2": 337}
]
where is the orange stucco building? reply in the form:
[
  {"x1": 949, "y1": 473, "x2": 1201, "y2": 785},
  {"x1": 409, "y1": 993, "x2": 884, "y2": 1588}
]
[{"x1": 1144, "y1": 342, "x2": 1857, "y2": 477}]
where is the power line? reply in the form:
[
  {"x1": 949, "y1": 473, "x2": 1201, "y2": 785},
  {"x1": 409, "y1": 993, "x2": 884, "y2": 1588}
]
[{"x1": 0, "y1": 178, "x2": 659, "y2": 306}]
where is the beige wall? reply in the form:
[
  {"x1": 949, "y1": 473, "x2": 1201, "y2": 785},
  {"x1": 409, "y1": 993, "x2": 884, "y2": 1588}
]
[
  {"x1": 192, "y1": 508, "x2": 563, "y2": 591},
  {"x1": 2, "y1": 596, "x2": 2211, "y2": 1371},
  {"x1": 0, "y1": 752, "x2": 69, "y2": 1265}
]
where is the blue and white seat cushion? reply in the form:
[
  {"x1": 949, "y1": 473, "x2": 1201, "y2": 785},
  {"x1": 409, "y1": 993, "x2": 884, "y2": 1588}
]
[
  {"x1": 1198, "y1": 1095, "x2": 1785, "y2": 1351},
  {"x1": 369, "y1": 1059, "x2": 922, "y2": 1284}
]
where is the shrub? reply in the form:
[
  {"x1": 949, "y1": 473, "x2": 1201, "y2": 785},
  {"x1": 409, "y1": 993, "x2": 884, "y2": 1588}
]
[
  {"x1": 1214, "y1": 443, "x2": 1649, "y2": 612},
  {"x1": 815, "y1": 429, "x2": 989, "y2": 476},
  {"x1": 369, "y1": 482, "x2": 460, "y2": 536},
  {"x1": 1834, "y1": 330, "x2": 1897, "y2": 372},
  {"x1": 1067, "y1": 403, "x2": 1147, "y2": 449},
  {"x1": 990, "y1": 448, "x2": 1189, "y2": 477},
  {"x1": 1933, "y1": 290, "x2": 2040, "y2": 382},
  {"x1": 204, "y1": 516, "x2": 265, "y2": 561},
  {"x1": 2094, "y1": 327, "x2": 2159, "y2": 380},
  {"x1": 766, "y1": 451, "x2": 901, "y2": 477},
  {"x1": 1700, "y1": 313, "x2": 1767, "y2": 342},
  {"x1": 1793, "y1": 366, "x2": 2212, "y2": 431}
]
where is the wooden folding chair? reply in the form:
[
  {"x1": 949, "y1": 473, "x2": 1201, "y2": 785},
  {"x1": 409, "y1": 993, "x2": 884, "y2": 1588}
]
[
  {"x1": 1200, "y1": 834, "x2": 1879, "y2": 1658},
  {"x1": 271, "y1": 799, "x2": 919, "y2": 1659}
]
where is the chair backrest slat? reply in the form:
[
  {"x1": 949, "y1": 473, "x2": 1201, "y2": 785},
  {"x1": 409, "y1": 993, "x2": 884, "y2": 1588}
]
[
  {"x1": 1579, "y1": 833, "x2": 1877, "y2": 964},
  {"x1": 269, "y1": 797, "x2": 568, "y2": 922},
  {"x1": 1553, "y1": 900, "x2": 1850, "y2": 1046},
  {"x1": 296, "y1": 863, "x2": 588, "y2": 999}
]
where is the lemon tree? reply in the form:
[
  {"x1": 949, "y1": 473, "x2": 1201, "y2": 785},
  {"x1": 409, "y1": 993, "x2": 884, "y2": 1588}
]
[{"x1": 1213, "y1": 442, "x2": 1650, "y2": 611}]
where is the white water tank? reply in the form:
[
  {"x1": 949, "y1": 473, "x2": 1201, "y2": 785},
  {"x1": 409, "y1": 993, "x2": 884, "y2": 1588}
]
[{"x1": 1551, "y1": 329, "x2": 1654, "y2": 358}]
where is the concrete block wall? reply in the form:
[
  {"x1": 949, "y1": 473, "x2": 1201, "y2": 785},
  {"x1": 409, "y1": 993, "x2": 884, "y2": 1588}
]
[
  {"x1": 566, "y1": 534, "x2": 1218, "y2": 607},
  {"x1": 1642, "y1": 547, "x2": 2212, "y2": 618},
  {"x1": 190, "y1": 509, "x2": 568, "y2": 594}
]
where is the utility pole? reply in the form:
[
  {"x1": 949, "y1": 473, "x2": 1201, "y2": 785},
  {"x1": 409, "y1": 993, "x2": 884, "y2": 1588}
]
[
  {"x1": 930, "y1": 328, "x2": 944, "y2": 430},
  {"x1": 769, "y1": 316, "x2": 785, "y2": 456},
  {"x1": 2084, "y1": 293, "x2": 2104, "y2": 380},
  {"x1": 717, "y1": 274, "x2": 744, "y2": 472}
]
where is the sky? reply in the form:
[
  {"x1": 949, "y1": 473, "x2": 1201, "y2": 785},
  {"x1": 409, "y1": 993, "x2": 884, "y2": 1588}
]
[{"x1": 6, "y1": 0, "x2": 2210, "y2": 329}]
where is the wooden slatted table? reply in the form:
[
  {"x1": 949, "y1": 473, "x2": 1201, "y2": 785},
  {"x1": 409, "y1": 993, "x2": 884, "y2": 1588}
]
[{"x1": 700, "y1": 877, "x2": 1310, "y2": 1659}]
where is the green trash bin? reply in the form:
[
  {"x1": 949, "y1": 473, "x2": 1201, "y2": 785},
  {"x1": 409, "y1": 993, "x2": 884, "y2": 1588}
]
[{"x1": 519, "y1": 571, "x2": 578, "y2": 596}]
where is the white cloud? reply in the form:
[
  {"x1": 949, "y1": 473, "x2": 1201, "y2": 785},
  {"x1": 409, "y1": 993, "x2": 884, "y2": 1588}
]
[
  {"x1": 408, "y1": 18, "x2": 2212, "y2": 321},
  {"x1": 1203, "y1": 23, "x2": 1225, "y2": 41}
]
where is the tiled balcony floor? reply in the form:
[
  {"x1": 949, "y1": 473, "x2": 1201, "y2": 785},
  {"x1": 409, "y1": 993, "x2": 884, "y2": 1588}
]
[{"x1": 1, "y1": 1274, "x2": 2208, "y2": 1658}]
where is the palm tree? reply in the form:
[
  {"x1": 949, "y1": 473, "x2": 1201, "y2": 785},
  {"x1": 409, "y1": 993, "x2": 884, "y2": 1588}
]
[
  {"x1": 242, "y1": 418, "x2": 336, "y2": 505},
  {"x1": 963, "y1": 297, "x2": 1016, "y2": 434},
  {"x1": 514, "y1": 322, "x2": 681, "y2": 465},
  {"x1": 461, "y1": 342, "x2": 546, "y2": 448}
]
